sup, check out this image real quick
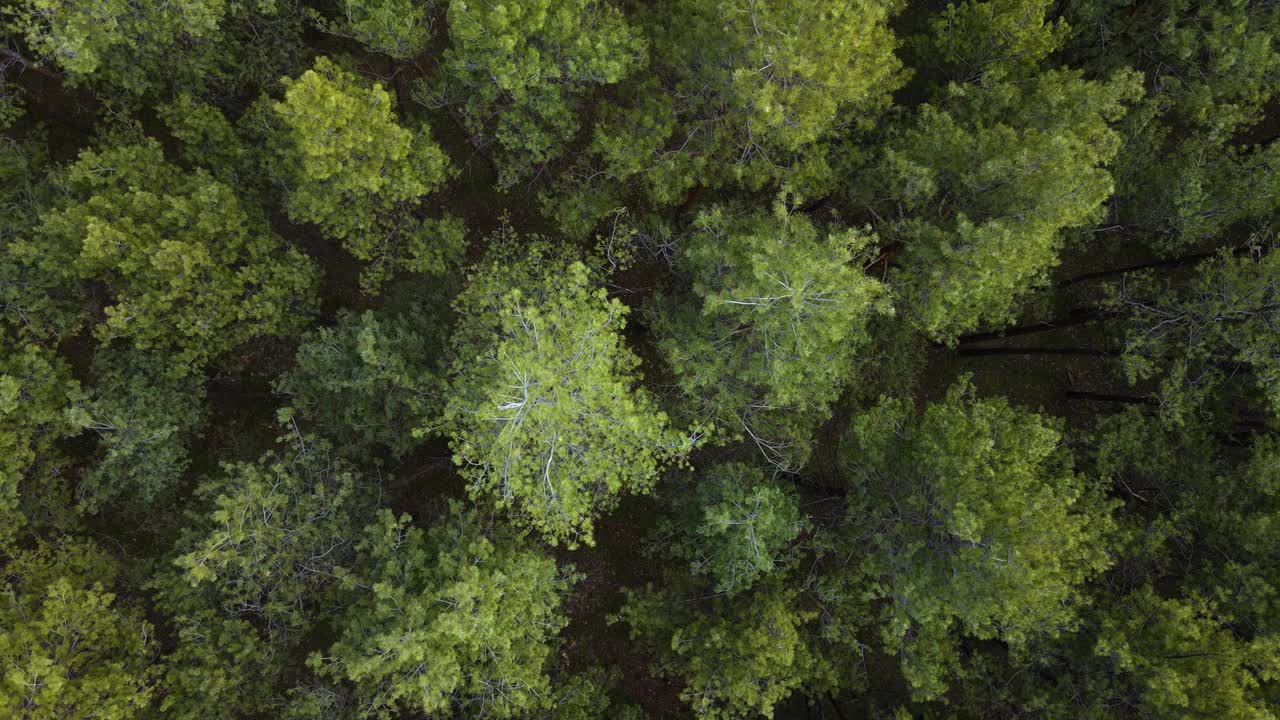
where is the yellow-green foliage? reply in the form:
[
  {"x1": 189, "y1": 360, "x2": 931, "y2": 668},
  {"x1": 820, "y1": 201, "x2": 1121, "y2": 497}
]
[
  {"x1": 444, "y1": 244, "x2": 691, "y2": 546},
  {"x1": 267, "y1": 56, "x2": 460, "y2": 292},
  {"x1": 25, "y1": 139, "x2": 319, "y2": 370},
  {"x1": 842, "y1": 379, "x2": 1118, "y2": 698},
  {"x1": 428, "y1": 0, "x2": 647, "y2": 186},
  {"x1": 622, "y1": 578, "x2": 834, "y2": 719},
  {"x1": 0, "y1": 342, "x2": 81, "y2": 547},
  {"x1": 654, "y1": 202, "x2": 891, "y2": 468},
  {"x1": 882, "y1": 69, "x2": 1141, "y2": 340},
  {"x1": 0, "y1": 539, "x2": 158, "y2": 719},
  {"x1": 316, "y1": 505, "x2": 572, "y2": 718}
]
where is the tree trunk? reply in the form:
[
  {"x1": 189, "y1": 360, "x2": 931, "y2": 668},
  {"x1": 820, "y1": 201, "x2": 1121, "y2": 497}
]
[
  {"x1": 953, "y1": 307, "x2": 1104, "y2": 345},
  {"x1": 826, "y1": 694, "x2": 850, "y2": 720},
  {"x1": 1064, "y1": 390, "x2": 1156, "y2": 405},
  {"x1": 956, "y1": 347, "x2": 1116, "y2": 357},
  {"x1": 1059, "y1": 251, "x2": 1217, "y2": 287},
  {"x1": 0, "y1": 48, "x2": 64, "y2": 82}
]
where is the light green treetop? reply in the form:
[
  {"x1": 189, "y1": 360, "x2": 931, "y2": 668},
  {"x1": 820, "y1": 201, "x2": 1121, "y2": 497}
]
[
  {"x1": 266, "y1": 56, "x2": 461, "y2": 292},
  {"x1": 650, "y1": 462, "x2": 804, "y2": 596},
  {"x1": 545, "y1": 0, "x2": 905, "y2": 235},
  {"x1": 5, "y1": 0, "x2": 226, "y2": 92},
  {"x1": 1114, "y1": 244, "x2": 1280, "y2": 425},
  {"x1": 315, "y1": 505, "x2": 572, "y2": 719},
  {"x1": 155, "y1": 608, "x2": 284, "y2": 720},
  {"x1": 654, "y1": 203, "x2": 891, "y2": 468},
  {"x1": 164, "y1": 434, "x2": 370, "y2": 638},
  {"x1": 1065, "y1": 0, "x2": 1280, "y2": 250},
  {"x1": 921, "y1": 0, "x2": 1069, "y2": 83},
  {"x1": 647, "y1": 0, "x2": 903, "y2": 178},
  {"x1": 70, "y1": 346, "x2": 207, "y2": 513},
  {"x1": 0, "y1": 538, "x2": 159, "y2": 719},
  {"x1": 621, "y1": 576, "x2": 834, "y2": 720},
  {"x1": 839, "y1": 378, "x2": 1117, "y2": 698},
  {"x1": 24, "y1": 139, "x2": 319, "y2": 371},
  {"x1": 879, "y1": 68, "x2": 1141, "y2": 341},
  {"x1": 0, "y1": 125, "x2": 87, "y2": 347},
  {"x1": 546, "y1": 666, "x2": 647, "y2": 720},
  {"x1": 4, "y1": 0, "x2": 306, "y2": 99},
  {"x1": 321, "y1": 0, "x2": 434, "y2": 59},
  {"x1": 441, "y1": 241, "x2": 693, "y2": 547},
  {"x1": 0, "y1": 340, "x2": 82, "y2": 548},
  {"x1": 160, "y1": 93, "x2": 257, "y2": 189},
  {"x1": 424, "y1": 0, "x2": 646, "y2": 187},
  {"x1": 1094, "y1": 586, "x2": 1280, "y2": 720}
]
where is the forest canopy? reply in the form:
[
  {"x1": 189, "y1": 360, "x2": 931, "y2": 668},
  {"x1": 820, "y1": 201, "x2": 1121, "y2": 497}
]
[{"x1": 1, "y1": 0, "x2": 1278, "y2": 717}]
